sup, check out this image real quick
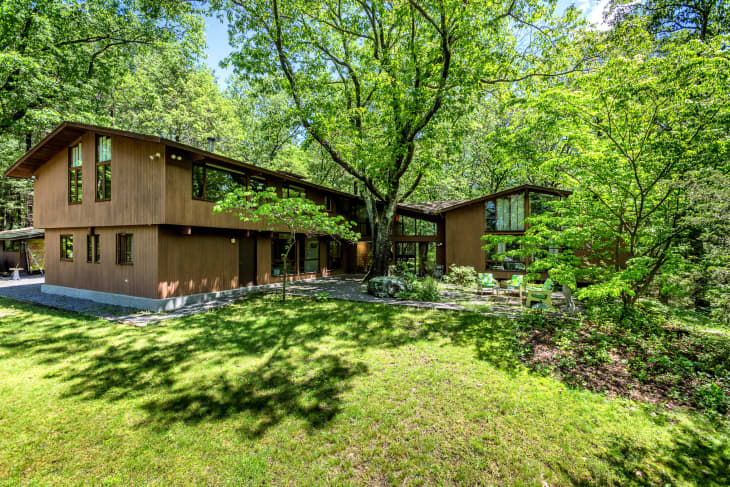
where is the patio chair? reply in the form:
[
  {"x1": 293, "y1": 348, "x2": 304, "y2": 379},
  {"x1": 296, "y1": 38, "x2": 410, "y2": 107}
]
[
  {"x1": 478, "y1": 273, "x2": 499, "y2": 295},
  {"x1": 525, "y1": 278, "x2": 555, "y2": 311},
  {"x1": 504, "y1": 274, "x2": 524, "y2": 301}
]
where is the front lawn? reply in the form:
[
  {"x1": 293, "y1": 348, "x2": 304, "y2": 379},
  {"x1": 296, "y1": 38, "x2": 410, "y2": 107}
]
[{"x1": 0, "y1": 296, "x2": 728, "y2": 486}]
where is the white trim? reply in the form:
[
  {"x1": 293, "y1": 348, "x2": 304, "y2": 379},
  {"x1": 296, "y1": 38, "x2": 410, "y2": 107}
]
[{"x1": 40, "y1": 279, "x2": 315, "y2": 312}]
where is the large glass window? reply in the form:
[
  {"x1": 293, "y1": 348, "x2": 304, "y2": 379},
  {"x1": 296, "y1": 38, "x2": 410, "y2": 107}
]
[
  {"x1": 116, "y1": 233, "x2": 133, "y2": 265},
  {"x1": 300, "y1": 238, "x2": 319, "y2": 273},
  {"x1": 192, "y1": 163, "x2": 246, "y2": 201},
  {"x1": 491, "y1": 192, "x2": 525, "y2": 231},
  {"x1": 95, "y1": 135, "x2": 111, "y2": 201},
  {"x1": 271, "y1": 235, "x2": 296, "y2": 277},
  {"x1": 395, "y1": 242, "x2": 417, "y2": 266},
  {"x1": 327, "y1": 240, "x2": 342, "y2": 270},
  {"x1": 87, "y1": 234, "x2": 100, "y2": 263},
  {"x1": 485, "y1": 242, "x2": 525, "y2": 271},
  {"x1": 68, "y1": 143, "x2": 82, "y2": 204},
  {"x1": 394, "y1": 215, "x2": 437, "y2": 236},
  {"x1": 60, "y1": 235, "x2": 73, "y2": 261},
  {"x1": 282, "y1": 184, "x2": 305, "y2": 199}
]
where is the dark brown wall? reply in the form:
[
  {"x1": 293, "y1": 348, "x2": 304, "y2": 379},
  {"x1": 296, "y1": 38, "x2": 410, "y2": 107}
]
[
  {"x1": 45, "y1": 226, "x2": 159, "y2": 298},
  {"x1": 0, "y1": 248, "x2": 22, "y2": 272},
  {"x1": 444, "y1": 202, "x2": 486, "y2": 273},
  {"x1": 33, "y1": 133, "x2": 165, "y2": 229}
]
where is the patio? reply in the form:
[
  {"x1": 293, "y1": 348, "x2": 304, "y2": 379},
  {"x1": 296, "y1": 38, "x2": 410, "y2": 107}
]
[{"x1": 0, "y1": 274, "x2": 568, "y2": 326}]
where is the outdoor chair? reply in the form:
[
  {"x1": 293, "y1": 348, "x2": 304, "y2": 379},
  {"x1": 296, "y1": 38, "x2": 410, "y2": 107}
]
[
  {"x1": 504, "y1": 275, "x2": 524, "y2": 301},
  {"x1": 478, "y1": 273, "x2": 499, "y2": 295},
  {"x1": 525, "y1": 278, "x2": 555, "y2": 310}
]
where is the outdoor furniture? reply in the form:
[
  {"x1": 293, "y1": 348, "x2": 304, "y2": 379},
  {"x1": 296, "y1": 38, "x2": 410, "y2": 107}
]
[
  {"x1": 478, "y1": 272, "x2": 499, "y2": 295},
  {"x1": 9, "y1": 267, "x2": 23, "y2": 281},
  {"x1": 504, "y1": 274, "x2": 524, "y2": 301},
  {"x1": 525, "y1": 278, "x2": 555, "y2": 310},
  {"x1": 433, "y1": 264, "x2": 445, "y2": 279}
]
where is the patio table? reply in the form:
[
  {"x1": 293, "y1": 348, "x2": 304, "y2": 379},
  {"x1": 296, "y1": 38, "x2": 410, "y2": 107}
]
[{"x1": 9, "y1": 267, "x2": 23, "y2": 281}]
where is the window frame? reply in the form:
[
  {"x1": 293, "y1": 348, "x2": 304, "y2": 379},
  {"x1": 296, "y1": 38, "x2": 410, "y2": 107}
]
[
  {"x1": 87, "y1": 234, "x2": 100, "y2": 264},
  {"x1": 282, "y1": 183, "x2": 306, "y2": 199},
  {"x1": 95, "y1": 135, "x2": 112, "y2": 201},
  {"x1": 192, "y1": 162, "x2": 247, "y2": 202},
  {"x1": 60, "y1": 235, "x2": 74, "y2": 262},
  {"x1": 68, "y1": 143, "x2": 83, "y2": 205},
  {"x1": 116, "y1": 233, "x2": 134, "y2": 265}
]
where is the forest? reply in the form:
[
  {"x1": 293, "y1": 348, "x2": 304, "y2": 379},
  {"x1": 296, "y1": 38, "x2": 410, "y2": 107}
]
[{"x1": 0, "y1": 0, "x2": 728, "y2": 320}]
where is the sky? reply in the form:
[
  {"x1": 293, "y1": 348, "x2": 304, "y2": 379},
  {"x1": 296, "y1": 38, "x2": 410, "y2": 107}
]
[{"x1": 202, "y1": 0, "x2": 611, "y2": 86}]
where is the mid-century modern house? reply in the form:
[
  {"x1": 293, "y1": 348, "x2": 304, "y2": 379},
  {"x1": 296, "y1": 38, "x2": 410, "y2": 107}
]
[
  {"x1": 0, "y1": 227, "x2": 45, "y2": 274},
  {"x1": 4, "y1": 122, "x2": 567, "y2": 310}
]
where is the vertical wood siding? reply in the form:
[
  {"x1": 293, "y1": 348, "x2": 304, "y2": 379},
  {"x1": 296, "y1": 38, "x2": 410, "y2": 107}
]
[
  {"x1": 444, "y1": 203, "x2": 486, "y2": 273},
  {"x1": 44, "y1": 226, "x2": 159, "y2": 298},
  {"x1": 33, "y1": 133, "x2": 165, "y2": 229}
]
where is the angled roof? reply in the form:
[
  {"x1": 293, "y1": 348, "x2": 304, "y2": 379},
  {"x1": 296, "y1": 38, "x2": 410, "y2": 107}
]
[
  {"x1": 4, "y1": 121, "x2": 358, "y2": 200},
  {"x1": 435, "y1": 184, "x2": 571, "y2": 214},
  {"x1": 0, "y1": 227, "x2": 44, "y2": 241}
]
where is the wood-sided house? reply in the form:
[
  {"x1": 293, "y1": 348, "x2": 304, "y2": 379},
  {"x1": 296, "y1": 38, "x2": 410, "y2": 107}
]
[{"x1": 4, "y1": 122, "x2": 565, "y2": 310}]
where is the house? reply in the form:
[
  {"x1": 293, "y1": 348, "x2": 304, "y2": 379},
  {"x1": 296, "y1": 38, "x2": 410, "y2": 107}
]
[
  {"x1": 4, "y1": 122, "x2": 565, "y2": 310},
  {"x1": 0, "y1": 227, "x2": 45, "y2": 275}
]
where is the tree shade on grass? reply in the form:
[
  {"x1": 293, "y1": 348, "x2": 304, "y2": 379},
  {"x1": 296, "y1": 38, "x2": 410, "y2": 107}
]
[{"x1": 0, "y1": 296, "x2": 728, "y2": 486}]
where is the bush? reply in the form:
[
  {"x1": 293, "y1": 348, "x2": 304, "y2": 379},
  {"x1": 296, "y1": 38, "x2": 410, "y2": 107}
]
[
  {"x1": 442, "y1": 265, "x2": 478, "y2": 287},
  {"x1": 416, "y1": 277, "x2": 440, "y2": 302}
]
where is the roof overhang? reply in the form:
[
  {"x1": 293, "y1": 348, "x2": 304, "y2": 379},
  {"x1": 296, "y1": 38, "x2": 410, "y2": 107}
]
[{"x1": 0, "y1": 227, "x2": 44, "y2": 241}]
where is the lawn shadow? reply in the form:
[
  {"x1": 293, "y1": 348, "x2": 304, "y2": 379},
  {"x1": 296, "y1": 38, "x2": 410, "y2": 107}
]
[{"x1": 0, "y1": 295, "x2": 521, "y2": 436}]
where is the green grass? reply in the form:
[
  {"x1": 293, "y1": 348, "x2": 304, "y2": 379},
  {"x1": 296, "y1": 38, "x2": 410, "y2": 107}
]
[{"x1": 0, "y1": 295, "x2": 728, "y2": 486}]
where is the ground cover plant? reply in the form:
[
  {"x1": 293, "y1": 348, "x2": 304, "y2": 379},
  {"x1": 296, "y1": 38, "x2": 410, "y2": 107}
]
[
  {"x1": 515, "y1": 301, "x2": 730, "y2": 420},
  {"x1": 1, "y1": 296, "x2": 729, "y2": 486}
]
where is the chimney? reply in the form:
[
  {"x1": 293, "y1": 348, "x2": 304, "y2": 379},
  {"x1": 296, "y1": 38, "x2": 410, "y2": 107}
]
[{"x1": 207, "y1": 136, "x2": 217, "y2": 152}]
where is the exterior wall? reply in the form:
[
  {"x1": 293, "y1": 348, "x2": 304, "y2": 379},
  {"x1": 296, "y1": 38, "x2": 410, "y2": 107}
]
[
  {"x1": 44, "y1": 226, "x2": 159, "y2": 298},
  {"x1": 0, "y1": 247, "x2": 22, "y2": 273},
  {"x1": 33, "y1": 132, "x2": 165, "y2": 229},
  {"x1": 157, "y1": 226, "x2": 239, "y2": 298},
  {"x1": 444, "y1": 202, "x2": 486, "y2": 273}
]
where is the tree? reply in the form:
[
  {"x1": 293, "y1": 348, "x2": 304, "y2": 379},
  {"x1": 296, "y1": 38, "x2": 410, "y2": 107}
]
[
  {"x1": 216, "y1": 0, "x2": 582, "y2": 277},
  {"x1": 213, "y1": 187, "x2": 360, "y2": 300},
  {"x1": 485, "y1": 23, "x2": 730, "y2": 312},
  {"x1": 0, "y1": 0, "x2": 201, "y2": 135}
]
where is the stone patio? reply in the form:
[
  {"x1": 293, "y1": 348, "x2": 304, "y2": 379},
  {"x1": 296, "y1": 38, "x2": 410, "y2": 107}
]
[{"x1": 0, "y1": 274, "x2": 565, "y2": 326}]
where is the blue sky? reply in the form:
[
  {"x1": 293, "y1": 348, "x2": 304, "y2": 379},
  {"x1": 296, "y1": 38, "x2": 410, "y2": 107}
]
[{"x1": 202, "y1": 0, "x2": 610, "y2": 86}]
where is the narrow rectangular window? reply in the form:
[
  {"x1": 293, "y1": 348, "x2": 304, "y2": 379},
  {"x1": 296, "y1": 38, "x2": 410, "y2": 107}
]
[
  {"x1": 116, "y1": 233, "x2": 133, "y2": 265},
  {"x1": 95, "y1": 135, "x2": 111, "y2": 201},
  {"x1": 87, "y1": 234, "x2": 100, "y2": 263},
  {"x1": 327, "y1": 240, "x2": 342, "y2": 270},
  {"x1": 300, "y1": 238, "x2": 319, "y2": 273},
  {"x1": 60, "y1": 235, "x2": 74, "y2": 261},
  {"x1": 68, "y1": 143, "x2": 82, "y2": 204}
]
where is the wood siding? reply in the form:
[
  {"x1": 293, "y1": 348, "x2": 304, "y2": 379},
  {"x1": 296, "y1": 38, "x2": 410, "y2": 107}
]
[
  {"x1": 0, "y1": 248, "x2": 22, "y2": 273},
  {"x1": 33, "y1": 133, "x2": 165, "y2": 229},
  {"x1": 45, "y1": 226, "x2": 159, "y2": 298},
  {"x1": 444, "y1": 202, "x2": 486, "y2": 273},
  {"x1": 157, "y1": 226, "x2": 239, "y2": 298}
]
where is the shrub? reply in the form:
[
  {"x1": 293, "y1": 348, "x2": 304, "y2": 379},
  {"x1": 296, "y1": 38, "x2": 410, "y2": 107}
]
[
  {"x1": 442, "y1": 265, "x2": 478, "y2": 287},
  {"x1": 416, "y1": 277, "x2": 440, "y2": 302},
  {"x1": 694, "y1": 382, "x2": 729, "y2": 417}
]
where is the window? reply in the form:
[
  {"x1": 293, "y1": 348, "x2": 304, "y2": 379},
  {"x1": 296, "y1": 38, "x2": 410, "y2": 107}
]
[
  {"x1": 192, "y1": 163, "x2": 246, "y2": 201},
  {"x1": 395, "y1": 242, "x2": 417, "y2": 266},
  {"x1": 60, "y1": 235, "x2": 73, "y2": 261},
  {"x1": 324, "y1": 195, "x2": 335, "y2": 211},
  {"x1": 492, "y1": 192, "x2": 525, "y2": 231},
  {"x1": 282, "y1": 184, "x2": 305, "y2": 199},
  {"x1": 116, "y1": 233, "x2": 133, "y2": 265},
  {"x1": 327, "y1": 240, "x2": 342, "y2": 270},
  {"x1": 271, "y1": 235, "x2": 296, "y2": 276},
  {"x1": 95, "y1": 135, "x2": 111, "y2": 201},
  {"x1": 485, "y1": 200, "x2": 497, "y2": 231},
  {"x1": 485, "y1": 242, "x2": 525, "y2": 271},
  {"x1": 3, "y1": 240, "x2": 20, "y2": 252},
  {"x1": 300, "y1": 238, "x2": 319, "y2": 273},
  {"x1": 87, "y1": 234, "x2": 100, "y2": 263},
  {"x1": 68, "y1": 143, "x2": 82, "y2": 204},
  {"x1": 249, "y1": 176, "x2": 266, "y2": 192},
  {"x1": 394, "y1": 215, "x2": 437, "y2": 236}
]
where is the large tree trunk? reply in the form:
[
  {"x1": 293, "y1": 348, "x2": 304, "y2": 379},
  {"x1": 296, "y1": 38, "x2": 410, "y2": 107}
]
[{"x1": 365, "y1": 198, "x2": 397, "y2": 279}]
